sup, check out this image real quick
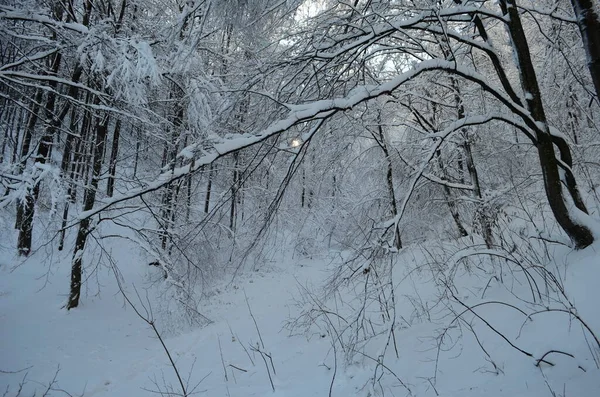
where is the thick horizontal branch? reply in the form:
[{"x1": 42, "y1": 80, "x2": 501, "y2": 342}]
[{"x1": 74, "y1": 59, "x2": 534, "y2": 223}]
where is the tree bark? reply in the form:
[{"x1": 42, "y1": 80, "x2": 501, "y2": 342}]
[
  {"x1": 371, "y1": 113, "x2": 403, "y2": 249},
  {"x1": 133, "y1": 125, "x2": 140, "y2": 177},
  {"x1": 570, "y1": 0, "x2": 600, "y2": 101},
  {"x1": 59, "y1": 106, "x2": 93, "y2": 251},
  {"x1": 435, "y1": 148, "x2": 469, "y2": 239},
  {"x1": 67, "y1": 114, "x2": 108, "y2": 309},
  {"x1": 160, "y1": 84, "x2": 184, "y2": 250},
  {"x1": 59, "y1": 62, "x2": 84, "y2": 175},
  {"x1": 379, "y1": 126, "x2": 403, "y2": 250},
  {"x1": 461, "y1": 136, "x2": 494, "y2": 248},
  {"x1": 501, "y1": 0, "x2": 593, "y2": 248},
  {"x1": 106, "y1": 119, "x2": 121, "y2": 197},
  {"x1": 204, "y1": 163, "x2": 213, "y2": 214},
  {"x1": 18, "y1": 51, "x2": 62, "y2": 255},
  {"x1": 1, "y1": 103, "x2": 22, "y2": 165},
  {"x1": 452, "y1": 80, "x2": 493, "y2": 248},
  {"x1": 230, "y1": 152, "x2": 239, "y2": 231},
  {"x1": 14, "y1": 89, "x2": 43, "y2": 230}
]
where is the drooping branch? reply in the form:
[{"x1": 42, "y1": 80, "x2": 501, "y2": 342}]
[{"x1": 65, "y1": 56, "x2": 556, "y2": 229}]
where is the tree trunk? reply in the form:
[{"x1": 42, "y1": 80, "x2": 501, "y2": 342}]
[
  {"x1": 1, "y1": 104, "x2": 22, "y2": 165},
  {"x1": 14, "y1": 89, "x2": 43, "y2": 230},
  {"x1": 502, "y1": 0, "x2": 593, "y2": 248},
  {"x1": 301, "y1": 167, "x2": 306, "y2": 208},
  {"x1": 452, "y1": 80, "x2": 493, "y2": 248},
  {"x1": 407, "y1": 93, "x2": 470, "y2": 242},
  {"x1": 67, "y1": 114, "x2": 109, "y2": 309},
  {"x1": 58, "y1": 111, "x2": 92, "y2": 251},
  {"x1": 18, "y1": 51, "x2": 62, "y2": 255},
  {"x1": 160, "y1": 86, "x2": 184, "y2": 250},
  {"x1": 59, "y1": 62, "x2": 84, "y2": 175},
  {"x1": 186, "y1": 163, "x2": 193, "y2": 222},
  {"x1": 70, "y1": 98, "x2": 93, "y2": 202},
  {"x1": 570, "y1": 0, "x2": 600, "y2": 102},
  {"x1": 230, "y1": 152, "x2": 239, "y2": 231},
  {"x1": 374, "y1": 117, "x2": 402, "y2": 249},
  {"x1": 462, "y1": 136, "x2": 494, "y2": 248},
  {"x1": 106, "y1": 119, "x2": 121, "y2": 197},
  {"x1": 567, "y1": 89, "x2": 580, "y2": 144},
  {"x1": 435, "y1": 148, "x2": 469, "y2": 239},
  {"x1": 204, "y1": 163, "x2": 213, "y2": 214},
  {"x1": 133, "y1": 125, "x2": 141, "y2": 177}
]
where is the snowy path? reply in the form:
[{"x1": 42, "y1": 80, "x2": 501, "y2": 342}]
[
  {"x1": 0, "y1": 252, "x2": 343, "y2": 396},
  {"x1": 1, "y1": 245, "x2": 599, "y2": 397}
]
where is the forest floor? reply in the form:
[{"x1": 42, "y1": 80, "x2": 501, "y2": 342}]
[{"x1": 1, "y1": 233, "x2": 599, "y2": 397}]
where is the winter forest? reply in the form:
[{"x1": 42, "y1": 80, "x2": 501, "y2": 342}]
[{"x1": 1, "y1": 0, "x2": 600, "y2": 396}]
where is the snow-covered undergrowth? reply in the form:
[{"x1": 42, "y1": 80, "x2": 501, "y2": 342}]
[{"x1": 1, "y1": 229, "x2": 599, "y2": 396}]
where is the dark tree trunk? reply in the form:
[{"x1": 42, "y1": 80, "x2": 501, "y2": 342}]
[
  {"x1": 58, "y1": 116, "x2": 91, "y2": 251},
  {"x1": 371, "y1": 115, "x2": 403, "y2": 250},
  {"x1": 56, "y1": 65, "x2": 86, "y2": 251},
  {"x1": 106, "y1": 119, "x2": 121, "y2": 197},
  {"x1": 59, "y1": 62, "x2": 84, "y2": 176},
  {"x1": 452, "y1": 80, "x2": 493, "y2": 248},
  {"x1": 230, "y1": 152, "x2": 239, "y2": 231},
  {"x1": 462, "y1": 137, "x2": 494, "y2": 248},
  {"x1": 184, "y1": 133, "x2": 194, "y2": 222},
  {"x1": 14, "y1": 89, "x2": 43, "y2": 230},
  {"x1": 204, "y1": 163, "x2": 213, "y2": 214},
  {"x1": 61, "y1": 106, "x2": 78, "y2": 175},
  {"x1": 133, "y1": 125, "x2": 141, "y2": 177},
  {"x1": 301, "y1": 167, "x2": 306, "y2": 208},
  {"x1": 18, "y1": 51, "x2": 62, "y2": 255},
  {"x1": 160, "y1": 86, "x2": 184, "y2": 250},
  {"x1": 67, "y1": 114, "x2": 109, "y2": 309},
  {"x1": 70, "y1": 97, "x2": 93, "y2": 202},
  {"x1": 436, "y1": 149, "x2": 469, "y2": 239},
  {"x1": 408, "y1": 92, "x2": 470, "y2": 243},
  {"x1": 570, "y1": 0, "x2": 600, "y2": 102},
  {"x1": 17, "y1": 1, "x2": 77, "y2": 253},
  {"x1": 186, "y1": 163, "x2": 193, "y2": 222},
  {"x1": 502, "y1": 0, "x2": 593, "y2": 248},
  {"x1": 1, "y1": 103, "x2": 22, "y2": 165},
  {"x1": 567, "y1": 89, "x2": 580, "y2": 144}
]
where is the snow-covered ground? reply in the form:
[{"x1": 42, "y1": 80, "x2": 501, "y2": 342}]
[{"x1": 1, "y1": 236, "x2": 599, "y2": 397}]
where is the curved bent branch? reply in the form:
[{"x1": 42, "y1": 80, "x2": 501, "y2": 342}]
[{"x1": 72, "y1": 59, "x2": 537, "y2": 223}]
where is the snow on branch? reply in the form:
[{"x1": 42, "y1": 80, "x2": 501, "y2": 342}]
[
  {"x1": 74, "y1": 58, "x2": 532, "y2": 223},
  {"x1": 380, "y1": 112, "x2": 525, "y2": 234},
  {"x1": 0, "y1": 70, "x2": 108, "y2": 99},
  {"x1": 0, "y1": 6, "x2": 89, "y2": 34},
  {"x1": 0, "y1": 48, "x2": 60, "y2": 72},
  {"x1": 313, "y1": 5, "x2": 504, "y2": 59}
]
